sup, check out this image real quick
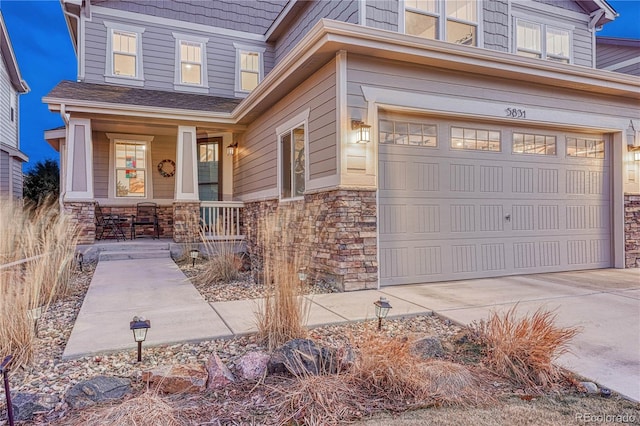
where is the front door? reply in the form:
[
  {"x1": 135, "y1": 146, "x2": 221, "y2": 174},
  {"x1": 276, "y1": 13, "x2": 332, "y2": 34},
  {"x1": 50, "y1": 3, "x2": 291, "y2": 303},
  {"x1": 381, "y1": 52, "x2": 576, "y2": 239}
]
[{"x1": 197, "y1": 138, "x2": 221, "y2": 201}]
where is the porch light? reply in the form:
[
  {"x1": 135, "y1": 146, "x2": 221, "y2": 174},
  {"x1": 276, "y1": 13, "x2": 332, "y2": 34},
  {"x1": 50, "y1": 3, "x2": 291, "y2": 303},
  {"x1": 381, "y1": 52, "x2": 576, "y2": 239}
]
[
  {"x1": 190, "y1": 249, "x2": 200, "y2": 267},
  {"x1": 130, "y1": 316, "x2": 151, "y2": 362},
  {"x1": 298, "y1": 267, "x2": 307, "y2": 282},
  {"x1": 373, "y1": 297, "x2": 392, "y2": 331},
  {"x1": 352, "y1": 120, "x2": 371, "y2": 143},
  {"x1": 627, "y1": 121, "x2": 637, "y2": 147},
  {"x1": 226, "y1": 142, "x2": 238, "y2": 156},
  {"x1": 635, "y1": 151, "x2": 640, "y2": 162}
]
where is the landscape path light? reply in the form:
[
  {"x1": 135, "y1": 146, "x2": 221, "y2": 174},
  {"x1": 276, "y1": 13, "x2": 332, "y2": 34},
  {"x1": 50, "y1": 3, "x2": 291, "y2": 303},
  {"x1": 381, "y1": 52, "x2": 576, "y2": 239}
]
[
  {"x1": 298, "y1": 267, "x2": 307, "y2": 283},
  {"x1": 1, "y1": 355, "x2": 15, "y2": 426},
  {"x1": 374, "y1": 297, "x2": 392, "y2": 331},
  {"x1": 190, "y1": 248, "x2": 200, "y2": 267},
  {"x1": 130, "y1": 316, "x2": 151, "y2": 362},
  {"x1": 28, "y1": 306, "x2": 43, "y2": 337}
]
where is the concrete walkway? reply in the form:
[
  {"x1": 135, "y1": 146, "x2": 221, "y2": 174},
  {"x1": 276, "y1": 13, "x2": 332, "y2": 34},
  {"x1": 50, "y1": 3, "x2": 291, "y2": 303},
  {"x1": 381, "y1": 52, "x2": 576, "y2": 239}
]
[{"x1": 65, "y1": 257, "x2": 640, "y2": 402}]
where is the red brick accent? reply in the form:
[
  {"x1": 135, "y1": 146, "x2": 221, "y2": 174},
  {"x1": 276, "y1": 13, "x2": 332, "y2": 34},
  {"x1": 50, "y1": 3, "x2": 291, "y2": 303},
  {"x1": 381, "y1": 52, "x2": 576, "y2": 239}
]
[
  {"x1": 244, "y1": 189, "x2": 378, "y2": 291},
  {"x1": 63, "y1": 201, "x2": 96, "y2": 244},
  {"x1": 625, "y1": 194, "x2": 640, "y2": 268}
]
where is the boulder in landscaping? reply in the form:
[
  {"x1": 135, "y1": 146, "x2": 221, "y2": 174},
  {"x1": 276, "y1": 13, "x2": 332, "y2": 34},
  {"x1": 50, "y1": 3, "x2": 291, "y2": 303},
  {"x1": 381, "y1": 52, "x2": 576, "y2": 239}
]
[
  {"x1": 579, "y1": 381, "x2": 599, "y2": 394},
  {"x1": 411, "y1": 336, "x2": 445, "y2": 359},
  {"x1": 12, "y1": 393, "x2": 60, "y2": 422},
  {"x1": 268, "y1": 338, "x2": 338, "y2": 376},
  {"x1": 236, "y1": 351, "x2": 270, "y2": 380},
  {"x1": 65, "y1": 376, "x2": 131, "y2": 409},
  {"x1": 142, "y1": 364, "x2": 208, "y2": 393},
  {"x1": 206, "y1": 353, "x2": 235, "y2": 389}
]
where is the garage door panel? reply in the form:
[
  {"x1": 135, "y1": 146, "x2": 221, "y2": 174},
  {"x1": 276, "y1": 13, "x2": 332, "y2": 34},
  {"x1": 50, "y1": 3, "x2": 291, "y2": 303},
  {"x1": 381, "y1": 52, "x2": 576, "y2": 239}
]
[{"x1": 379, "y1": 117, "x2": 611, "y2": 286}]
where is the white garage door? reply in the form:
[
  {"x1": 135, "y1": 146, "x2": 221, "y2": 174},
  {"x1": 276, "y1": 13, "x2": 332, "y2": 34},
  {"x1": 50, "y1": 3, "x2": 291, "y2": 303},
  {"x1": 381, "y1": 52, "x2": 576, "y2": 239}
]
[{"x1": 378, "y1": 114, "x2": 612, "y2": 286}]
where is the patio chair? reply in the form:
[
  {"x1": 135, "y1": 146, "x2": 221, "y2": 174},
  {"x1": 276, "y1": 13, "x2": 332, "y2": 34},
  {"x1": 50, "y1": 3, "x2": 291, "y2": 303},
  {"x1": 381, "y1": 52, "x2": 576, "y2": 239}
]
[
  {"x1": 131, "y1": 202, "x2": 160, "y2": 239},
  {"x1": 95, "y1": 203, "x2": 127, "y2": 241}
]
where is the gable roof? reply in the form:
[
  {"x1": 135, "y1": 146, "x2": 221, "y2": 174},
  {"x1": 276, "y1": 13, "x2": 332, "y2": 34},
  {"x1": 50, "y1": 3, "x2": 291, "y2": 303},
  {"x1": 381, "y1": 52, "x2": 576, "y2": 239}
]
[
  {"x1": 0, "y1": 11, "x2": 29, "y2": 93},
  {"x1": 45, "y1": 80, "x2": 241, "y2": 114}
]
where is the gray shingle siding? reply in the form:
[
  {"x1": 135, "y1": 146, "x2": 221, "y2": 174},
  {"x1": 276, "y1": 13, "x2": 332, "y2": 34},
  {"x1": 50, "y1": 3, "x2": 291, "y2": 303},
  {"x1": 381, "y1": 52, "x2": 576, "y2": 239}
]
[
  {"x1": 274, "y1": 0, "x2": 359, "y2": 64},
  {"x1": 483, "y1": 0, "x2": 509, "y2": 52},
  {"x1": 92, "y1": 0, "x2": 288, "y2": 35},
  {"x1": 366, "y1": 0, "x2": 398, "y2": 32}
]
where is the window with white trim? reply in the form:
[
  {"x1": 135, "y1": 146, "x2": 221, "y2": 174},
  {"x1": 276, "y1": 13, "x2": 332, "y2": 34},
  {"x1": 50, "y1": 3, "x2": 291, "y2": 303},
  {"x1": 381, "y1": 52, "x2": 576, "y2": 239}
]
[
  {"x1": 115, "y1": 141, "x2": 147, "y2": 198},
  {"x1": 516, "y1": 19, "x2": 571, "y2": 63},
  {"x1": 280, "y1": 125, "x2": 306, "y2": 199},
  {"x1": 404, "y1": 0, "x2": 478, "y2": 46},
  {"x1": 233, "y1": 43, "x2": 265, "y2": 96},
  {"x1": 104, "y1": 22, "x2": 145, "y2": 85},
  {"x1": 566, "y1": 137, "x2": 604, "y2": 158},
  {"x1": 173, "y1": 33, "x2": 209, "y2": 93},
  {"x1": 451, "y1": 126, "x2": 501, "y2": 151}
]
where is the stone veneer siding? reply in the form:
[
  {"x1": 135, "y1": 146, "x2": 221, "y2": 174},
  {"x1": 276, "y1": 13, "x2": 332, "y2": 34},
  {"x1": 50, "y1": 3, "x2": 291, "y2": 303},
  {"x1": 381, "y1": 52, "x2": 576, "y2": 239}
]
[
  {"x1": 173, "y1": 201, "x2": 200, "y2": 243},
  {"x1": 244, "y1": 189, "x2": 378, "y2": 291},
  {"x1": 63, "y1": 201, "x2": 96, "y2": 245},
  {"x1": 625, "y1": 194, "x2": 640, "y2": 268}
]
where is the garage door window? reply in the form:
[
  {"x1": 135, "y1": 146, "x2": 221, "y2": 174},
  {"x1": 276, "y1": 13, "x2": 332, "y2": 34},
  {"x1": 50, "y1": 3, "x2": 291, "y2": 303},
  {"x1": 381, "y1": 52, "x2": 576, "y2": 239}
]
[
  {"x1": 566, "y1": 137, "x2": 604, "y2": 158},
  {"x1": 513, "y1": 133, "x2": 556, "y2": 156},
  {"x1": 451, "y1": 127, "x2": 500, "y2": 151},
  {"x1": 379, "y1": 119, "x2": 437, "y2": 147}
]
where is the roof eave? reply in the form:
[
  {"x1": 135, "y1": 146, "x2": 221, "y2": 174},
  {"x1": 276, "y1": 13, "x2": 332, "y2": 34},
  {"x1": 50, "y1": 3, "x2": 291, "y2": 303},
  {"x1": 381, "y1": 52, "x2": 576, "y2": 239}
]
[{"x1": 0, "y1": 12, "x2": 29, "y2": 93}]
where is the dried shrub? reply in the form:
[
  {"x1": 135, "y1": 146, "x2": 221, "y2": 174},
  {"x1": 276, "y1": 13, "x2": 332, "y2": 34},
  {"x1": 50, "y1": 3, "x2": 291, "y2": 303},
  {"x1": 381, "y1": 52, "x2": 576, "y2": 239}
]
[
  {"x1": 255, "y1": 209, "x2": 310, "y2": 351},
  {"x1": 0, "y1": 197, "x2": 78, "y2": 366},
  {"x1": 271, "y1": 375, "x2": 366, "y2": 426},
  {"x1": 350, "y1": 332, "x2": 432, "y2": 401},
  {"x1": 61, "y1": 390, "x2": 184, "y2": 426},
  {"x1": 421, "y1": 360, "x2": 487, "y2": 406},
  {"x1": 195, "y1": 239, "x2": 241, "y2": 284},
  {"x1": 473, "y1": 306, "x2": 580, "y2": 391}
]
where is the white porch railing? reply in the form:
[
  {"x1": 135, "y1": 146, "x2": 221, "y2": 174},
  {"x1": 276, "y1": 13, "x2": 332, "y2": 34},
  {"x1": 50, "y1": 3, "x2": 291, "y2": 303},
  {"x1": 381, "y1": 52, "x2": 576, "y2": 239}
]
[{"x1": 199, "y1": 201, "x2": 245, "y2": 240}]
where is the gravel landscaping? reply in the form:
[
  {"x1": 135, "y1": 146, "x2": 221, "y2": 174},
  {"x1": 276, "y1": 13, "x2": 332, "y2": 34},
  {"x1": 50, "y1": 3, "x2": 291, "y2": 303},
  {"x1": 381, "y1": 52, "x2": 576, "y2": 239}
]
[{"x1": 1, "y1": 259, "x2": 638, "y2": 425}]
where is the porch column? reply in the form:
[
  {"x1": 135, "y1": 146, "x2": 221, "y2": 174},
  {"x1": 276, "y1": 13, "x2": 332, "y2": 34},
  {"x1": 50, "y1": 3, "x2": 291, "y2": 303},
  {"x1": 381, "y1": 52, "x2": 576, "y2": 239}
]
[
  {"x1": 63, "y1": 118, "x2": 96, "y2": 244},
  {"x1": 173, "y1": 126, "x2": 200, "y2": 242}
]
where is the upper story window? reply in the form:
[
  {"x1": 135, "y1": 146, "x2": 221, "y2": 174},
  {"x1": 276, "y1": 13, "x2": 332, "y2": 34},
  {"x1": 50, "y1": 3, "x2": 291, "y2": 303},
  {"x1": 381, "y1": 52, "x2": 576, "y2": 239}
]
[
  {"x1": 10, "y1": 93, "x2": 16, "y2": 122},
  {"x1": 173, "y1": 33, "x2": 209, "y2": 93},
  {"x1": 104, "y1": 21, "x2": 145, "y2": 86},
  {"x1": 516, "y1": 19, "x2": 571, "y2": 63},
  {"x1": 404, "y1": 0, "x2": 478, "y2": 46},
  {"x1": 234, "y1": 43, "x2": 265, "y2": 97}
]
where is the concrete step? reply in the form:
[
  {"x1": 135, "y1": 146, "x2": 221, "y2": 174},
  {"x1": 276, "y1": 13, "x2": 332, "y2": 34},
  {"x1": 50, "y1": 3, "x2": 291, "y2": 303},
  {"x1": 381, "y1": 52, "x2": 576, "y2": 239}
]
[
  {"x1": 99, "y1": 249, "x2": 171, "y2": 261},
  {"x1": 95, "y1": 242, "x2": 171, "y2": 252}
]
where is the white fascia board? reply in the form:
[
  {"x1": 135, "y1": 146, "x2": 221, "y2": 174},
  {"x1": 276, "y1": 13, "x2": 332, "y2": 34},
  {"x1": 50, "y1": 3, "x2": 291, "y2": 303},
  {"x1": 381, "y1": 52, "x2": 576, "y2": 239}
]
[
  {"x1": 0, "y1": 13, "x2": 29, "y2": 93},
  {"x1": 235, "y1": 20, "x2": 640, "y2": 122},
  {"x1": 43, "y1": 96, "x2": 237, "y2": 124},
  {"x1": 264, "y1": 0, "x2": 298, "y2": 41},
  {"x1": 592, "y1": 0, "x2": 618, "y2": 20},
  {"x1": 92, "y1": 5, "x2": 265, "y2": 42}
]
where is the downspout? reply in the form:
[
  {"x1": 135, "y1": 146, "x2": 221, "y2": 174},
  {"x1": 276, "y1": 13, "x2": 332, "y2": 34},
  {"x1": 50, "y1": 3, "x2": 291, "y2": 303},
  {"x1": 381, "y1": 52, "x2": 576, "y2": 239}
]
[
  {"x1": 62, "y1": 5, "x2": 83, "y2": 81},
  {"x1": 59, "y1": 104, "x2": 70, "y2": 211}
]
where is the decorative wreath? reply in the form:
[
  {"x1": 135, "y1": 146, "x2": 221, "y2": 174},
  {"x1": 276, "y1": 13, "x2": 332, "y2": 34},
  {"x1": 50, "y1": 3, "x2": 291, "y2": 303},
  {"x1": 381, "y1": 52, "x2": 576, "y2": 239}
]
[{"x1": 157, "y1": 159, "x2": 176, "y2": 178}]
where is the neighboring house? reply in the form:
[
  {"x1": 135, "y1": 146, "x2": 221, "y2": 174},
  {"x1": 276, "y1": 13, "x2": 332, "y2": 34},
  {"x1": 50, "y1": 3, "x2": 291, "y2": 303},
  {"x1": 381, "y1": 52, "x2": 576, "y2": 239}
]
[
  {"x1": 45, "y1": 0, "x2": 640, "y2": 290},
  {"x1": 596, "y1": 36, "x2": 640, "y2": 76},
  {"x1": 0, "y1": 11, "x2": 29, "y2": 198}
]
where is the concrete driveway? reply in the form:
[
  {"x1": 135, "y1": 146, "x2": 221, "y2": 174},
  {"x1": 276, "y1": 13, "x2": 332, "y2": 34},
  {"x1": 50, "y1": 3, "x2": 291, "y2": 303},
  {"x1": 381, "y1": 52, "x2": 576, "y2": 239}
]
[{"x1": 380, "y1": 268, "x2": 640, "y2": 402}]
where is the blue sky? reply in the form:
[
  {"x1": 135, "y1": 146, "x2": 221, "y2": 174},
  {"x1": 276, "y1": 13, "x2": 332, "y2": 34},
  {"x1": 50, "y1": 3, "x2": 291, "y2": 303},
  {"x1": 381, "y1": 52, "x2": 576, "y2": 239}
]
[{"x1": 1, "y1": 0, "x2": 638, "y2": 171}]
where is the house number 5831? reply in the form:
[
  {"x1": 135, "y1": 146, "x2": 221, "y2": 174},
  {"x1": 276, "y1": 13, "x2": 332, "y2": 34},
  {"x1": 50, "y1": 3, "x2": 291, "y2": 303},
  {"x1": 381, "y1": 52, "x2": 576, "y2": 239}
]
[{"x1": 506, "y1": 108, "x2": 526, "y2": 119}]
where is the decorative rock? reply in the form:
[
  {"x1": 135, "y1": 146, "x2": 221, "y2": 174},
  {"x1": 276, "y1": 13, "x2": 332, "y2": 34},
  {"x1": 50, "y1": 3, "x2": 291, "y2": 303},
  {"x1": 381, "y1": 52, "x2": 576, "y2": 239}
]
[
  {"x1": 206, "y1": 353, "x2": 235, "y2": 389},
  {"x1": 65, "y1": 376, "x2": 131, "y2": 409},
  {"x1": 268, "y1": 338, "x2": 335, "y2": 376},
  {"x1": 142, "y1": 364, "x2": 208, "y2": 393},
  {"x1": 236, "y1": 351, "x2": 270, "y2": 380},
  {"x1": 11, "y1": 393, "x2": 60, "y2": 422},
  {"x1": 411, "y1": 336, "x2": 445, "y2": 359},
  {"x1": 579, "y1": 381, "x2": 599, "y2": 394}
]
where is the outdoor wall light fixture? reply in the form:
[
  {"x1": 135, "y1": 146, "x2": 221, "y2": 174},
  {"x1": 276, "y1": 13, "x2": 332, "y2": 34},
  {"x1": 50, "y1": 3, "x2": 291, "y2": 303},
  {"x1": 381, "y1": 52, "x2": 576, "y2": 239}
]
[
  {"x1": 626, "y1": 121, "x2": 637, "y2": 148},
  {"x1": 190, "y1": 249, "x2": 200, "y2": 267},
  {"x1": 130, "y1": 316, "x2": 151, "y2": 362},
  {"x1": 374, "y1": 297, "x2": 392, "y2": 331},
  {"x1": 226, "y1": 142, "x2": 238, "y2": 156},
  {"x1": 298, "y1": 267, "x2": 308, "y2": 282},
  {"x1": 635, "y1": 151, "x2": 640, "y2": 162},
  {"x1": 1, "y1": 355, "x2": 15, "y2": 426},
  {"x1": 352, "y1": 120, "x2": 371, "y2": 143}
]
